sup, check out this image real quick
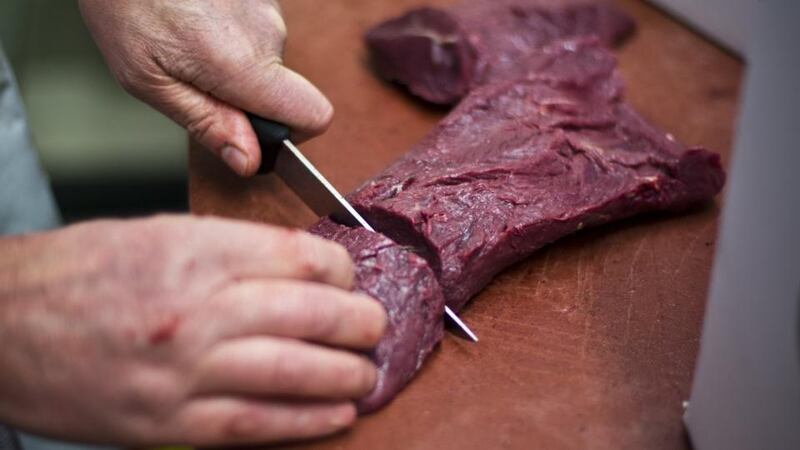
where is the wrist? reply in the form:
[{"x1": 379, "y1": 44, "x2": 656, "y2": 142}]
[
  {"x1": 0, "y1": 233, "x2": 56, "y2": 429},
  {"x1": 0, "y1": 233, "x2": 50, "y2": 306},
  {"x1": 0, "y1": 235, "x2": 33, "y2": 306}
]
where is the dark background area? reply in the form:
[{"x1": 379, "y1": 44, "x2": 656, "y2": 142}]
[
  {"x1": 51, "y1": 176, "x2": 188, "y2": 223},
  {"x1": 1, "y1": 0, "x2": 188, "y2": 224}
]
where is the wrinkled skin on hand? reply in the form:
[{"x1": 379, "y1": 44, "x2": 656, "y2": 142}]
[
  {"x1": 0, "y1": 216, "x2": 387, "y2": 447},
  {"x1": 79, "y1": 0, "x2": 334, "y2": 176}
]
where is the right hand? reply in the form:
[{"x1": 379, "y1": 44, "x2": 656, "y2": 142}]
[
  {"x1": 0, "y1": 215, "x2": 386, "y2": 447},
  {"x1": 80, "y1": 0, "x2": 333, "y2": 177}
]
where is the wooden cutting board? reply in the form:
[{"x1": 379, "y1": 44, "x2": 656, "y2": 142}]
[{"x1": 188, "y1": 1, "x2": 743, "y2": 448}]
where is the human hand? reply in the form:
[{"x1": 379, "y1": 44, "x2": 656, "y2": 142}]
[
  {"x1": 0, "y1": 216, "x2": 386, "y2": 446},
  {"x1": 79, "y1": 0, "x2": 333, "y2": 177}
]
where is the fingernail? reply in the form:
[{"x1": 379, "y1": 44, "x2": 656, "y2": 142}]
[{"x1": 221, "y1": 145, "x2": 250, "y2": 175}]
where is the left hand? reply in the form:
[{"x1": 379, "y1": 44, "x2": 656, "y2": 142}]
[{"x1": 0, "y1": 215, "x2": 386, "y2": 446}]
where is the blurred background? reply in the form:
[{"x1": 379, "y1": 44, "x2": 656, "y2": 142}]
[{"x1": 0, "y1": 0, "x2": 188, "y2": 223}]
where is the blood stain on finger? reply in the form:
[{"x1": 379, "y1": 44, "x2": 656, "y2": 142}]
[
  {"x1": 300, "y1": 260, "x2": 326, "y2": 283},
  {"x1": 149, "y1": 314, "x2": 182, "y2": 345}
]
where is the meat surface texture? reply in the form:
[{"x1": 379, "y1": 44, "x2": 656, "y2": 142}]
[
  {"x1": 349, "y1": 78, "x2": 725, "y2": 310},
  {"x1": 303, "y1": 0, "x2": 725, "y2": 413},
  {"x1": 309, "y1": 219, "x2": 445, "y2": 413},
  {"x1": 365, "y1": 0, "x2": 636, "y2": 104}
]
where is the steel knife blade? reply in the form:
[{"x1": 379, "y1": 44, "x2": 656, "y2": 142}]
[{"x1": 249, "y1": 114, "x2": 478, "y2": 342}]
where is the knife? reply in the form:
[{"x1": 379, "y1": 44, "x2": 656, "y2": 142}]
[{"x1": 249, "y1": 114, "x2": 478, "y2": 342}]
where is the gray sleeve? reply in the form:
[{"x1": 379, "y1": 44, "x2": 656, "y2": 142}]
[
  {"x1": 0, "y1": 42, "x2": 112, "y2": 450},
  {"x1": 0, "y1": 426, "x2": 21, "y2": 450},
  {"x1": 0, "y1": 42, "x2": 61, "y2": 236}
]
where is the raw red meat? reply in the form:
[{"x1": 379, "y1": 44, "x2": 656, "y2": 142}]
[
  {"x1": 349, "y1": 77, "x2": 725, "y2": 310},
  {"x1": 308, "y1": 219, "x2": 445, "y2": 413},
  {"x1": 366, "y1": 1, "x2": 635, "y2": 104},
  {"x1": 302, "y1": 1, "x2": 724, "y2": 413}
]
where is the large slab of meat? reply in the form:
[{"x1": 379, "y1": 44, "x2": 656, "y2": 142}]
[
  {"x1": 349, "y1": 77, "x2": 725, "y2": 310},
  {"x1": 303, "y1": 0, "x2": 725, "y2": 413},
  {"x1": 308, "y1": 219, "x2": 445, "y2": 413},
  {"x1": 366, "y1": 0, "x2": 636, "y2": 104}
]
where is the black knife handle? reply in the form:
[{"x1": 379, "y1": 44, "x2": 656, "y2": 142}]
[{"x1": 248, "y1": 114, "x2": 291, "y2": 174}]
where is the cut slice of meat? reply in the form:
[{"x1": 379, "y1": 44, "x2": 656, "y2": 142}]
[
  {"x1": 349, "y1": 78, "x2": 725, "y2": 310},
  {"x1": 365, "y1": 1, "x2": 635, "y2": 104},
  {"x1": 308, "y1": 218, "x2": 445, "y2": 413}
]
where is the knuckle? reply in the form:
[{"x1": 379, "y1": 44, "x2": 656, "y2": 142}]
[
  {"x1": 259, "y1": 56, "x2": 288, "y2": 93},
  {"x1": 265, "y1": 345, "x2": 304, "y2": 386},
  {"x1": 294, "y1": 252, "x2": 328, "y2": 283},
  {"x1": 286, "y1": 233, "x2": 350, "y2": 284},
  {"x1": 121, "y1": 368, "x2": 181, "y2": 418},
  {"x1": 111, "y1": 55, "x2": 160, "y2": 99},
  {"x1": 299, "y1": 297, "x2": 341, "y2": 340},
  {"x1": 158, "y1": 50, "x2": 216, "y2": 91},
  {"x1": 329, "y1": 354, "x2": 357, "y2": 387},
  {"x1": 285, "y1": 409, "x2": 321, "y2": 436},
  {"x1": 323, "y1": 352, "x2": 367, "y2": 392},
  {"x1": 203, "y1": 32, "x2": 283, "y2": 93},
  {"x1": 221, "y1": 405, "x2": 268, "y2": 441},
  {"x1": 174, "y1": 403, "x2": 264, "y2": 446},
  {"x1": 184, "y1": 105, "x2": 218, "y2": 147}
]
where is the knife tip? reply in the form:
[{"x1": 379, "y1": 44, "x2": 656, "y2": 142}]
[{"x1": 445, "y1": 306, "x2": 479, "y2": 343}]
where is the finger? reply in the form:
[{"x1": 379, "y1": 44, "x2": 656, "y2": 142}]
[
  {"x1": 131, "y1": 78, "x2": 262, "y2": 176},
  {"x1": 169, "y1": 398, "x2": 355, "y2": 446},
  {"x1": 182, "y1": 0, "x2": 332, "y2": 139},
  {"x1": 208, "y1": 280, "x2": 387, "y2": 349},
  {"x1": 211, "y1": 61, "x2": 334, "y2": 143},
  {"x1": 148, "y1": 66, "x2": 332, "y2": 177},
  {"x1": 182, "y1": 217, "x2": 355, "y2": 290},
  {"x1": 192, "y1": 337, "x2": 377, "y2": 400}
]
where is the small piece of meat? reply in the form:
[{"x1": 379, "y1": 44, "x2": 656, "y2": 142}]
[
  {"x1": 349, "y1": 78, "x2": 725, "y2": 310},
  {"x1": 366, "y1": 7, "x2": 476, "y2": 105},
  {"x1": 308, "y1": 218, "x2": 445, "y2": 414},
  {"x1": 365, "y1": 1, "x2": 635, "y2": 104}
]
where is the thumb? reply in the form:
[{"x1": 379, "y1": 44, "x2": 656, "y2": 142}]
[
  {"x1": 211, "y1": 60, "x2": 335, "y2": 143},
  {"x1": 145, "y1": 63, "x2": 333, "y2": 178}
]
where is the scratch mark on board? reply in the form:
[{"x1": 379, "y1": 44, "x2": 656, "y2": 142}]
[
  {"x1": 624, "y1": 236, "x2": 649, "y2": 345},
  {"x1": 671, "y1": 222, "x2": 711, "y2": 278}
]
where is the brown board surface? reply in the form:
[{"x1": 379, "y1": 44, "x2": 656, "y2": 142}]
[{"x1": 188, "y1": 1, "x2": 743, "y2": 448}]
